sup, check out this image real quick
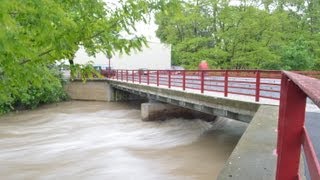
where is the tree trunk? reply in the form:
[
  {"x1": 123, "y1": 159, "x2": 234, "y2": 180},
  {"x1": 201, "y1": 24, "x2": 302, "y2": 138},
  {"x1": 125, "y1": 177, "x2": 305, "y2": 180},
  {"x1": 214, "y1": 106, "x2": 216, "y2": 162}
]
[{"x1": 69, "y1": 58, "x2": 75, "y2": 78}]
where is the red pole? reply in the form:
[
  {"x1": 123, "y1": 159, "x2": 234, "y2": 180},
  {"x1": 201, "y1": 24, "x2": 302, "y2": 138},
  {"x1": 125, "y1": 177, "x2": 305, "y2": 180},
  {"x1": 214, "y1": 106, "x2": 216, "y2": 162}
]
[
  {"x1": 276, "y1": 73, "x2": 307, "y2": 180},
  {"x1": 168, "y1": 70, "x2": 171, "y2": 88},
  {"x1": 126, "y1": 70, "x2": 128, "y2": 82},
  {"x1": 276, "y1": 74, "x2": 289, "y2": 171},
  {"x1": 121, "y1": 70, "x2": 123, "y2": 81},
  {"x1": 116, "y1": 70, "x2": 118, "y2": 80},
  {"x1": 147, "y1": 70, "x2": 149, "y2": 85},
  {"x1": 157, "y1": 70, "x2": 159, "y2": 86},
  {"x1": 108, "y1": 58, "x2": 111, "y2": 75},
  {"x1": 224, "y1": 70, "x2": 228, "y2": 97},
  {"x1": 132, "y1": 70, "x2": 134, "y2": 83},
  {"x1": 201, "y1": 71, "x2": 204, "y2": 93},
  {"x1": 255, "y1": 70, "x2": 261, "y2": 102},
  {"x1": 139, "y1": 70, "x2": 141, "y2": 84},
  {"x1": 182, "y1": 71, "x2": 186, "y2": 90}
]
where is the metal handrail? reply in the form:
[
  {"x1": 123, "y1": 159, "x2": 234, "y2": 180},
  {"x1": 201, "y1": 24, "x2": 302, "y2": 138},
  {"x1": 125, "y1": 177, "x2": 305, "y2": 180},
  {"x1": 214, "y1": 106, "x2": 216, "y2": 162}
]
[
  {"x1": 276, "y1": 71, "x2": 320, "y2": 180},
  {"x1": 109, "y1": 69, "x2": 284, "y2": 102}
]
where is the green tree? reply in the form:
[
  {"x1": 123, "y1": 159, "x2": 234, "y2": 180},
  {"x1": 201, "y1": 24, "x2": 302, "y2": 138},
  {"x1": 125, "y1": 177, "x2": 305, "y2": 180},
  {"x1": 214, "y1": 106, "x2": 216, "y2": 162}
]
[
  {"x1": 0, "y1": 0, "x2": 161, "y2": 114},
  {"x1": 155, "y1": 0, "x2": 320, "y2": 70},
  {"x1": 280, "y1": 38, "x2": 314, "y2": 70}
]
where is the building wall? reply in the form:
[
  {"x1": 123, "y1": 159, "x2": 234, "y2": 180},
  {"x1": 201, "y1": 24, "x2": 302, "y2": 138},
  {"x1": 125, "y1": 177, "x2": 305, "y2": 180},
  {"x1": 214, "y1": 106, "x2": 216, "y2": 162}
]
[{"x1": 73, "y1": 42, "x2": 171, "y2": 70}]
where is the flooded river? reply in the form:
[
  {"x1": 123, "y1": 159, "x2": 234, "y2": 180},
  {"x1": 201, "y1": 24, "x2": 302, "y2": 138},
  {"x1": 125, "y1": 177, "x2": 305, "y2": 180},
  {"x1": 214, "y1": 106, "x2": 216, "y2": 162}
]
[{"x1": 0, "y1": 101, "x2": 247, "y2": 180}]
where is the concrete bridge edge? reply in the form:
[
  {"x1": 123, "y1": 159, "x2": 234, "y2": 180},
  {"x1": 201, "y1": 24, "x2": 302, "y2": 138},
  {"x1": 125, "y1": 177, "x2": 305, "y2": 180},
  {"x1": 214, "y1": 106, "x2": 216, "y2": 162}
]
[{"x1": 217, "y1": 105, "x2": 279, "y2": 180}]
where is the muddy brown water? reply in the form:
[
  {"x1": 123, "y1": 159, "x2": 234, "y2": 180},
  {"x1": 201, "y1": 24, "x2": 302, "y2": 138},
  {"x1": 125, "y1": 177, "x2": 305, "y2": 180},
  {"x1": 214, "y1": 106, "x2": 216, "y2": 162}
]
[{"x1": 0, "y1": 101, "x2": 247, "y2": 180}]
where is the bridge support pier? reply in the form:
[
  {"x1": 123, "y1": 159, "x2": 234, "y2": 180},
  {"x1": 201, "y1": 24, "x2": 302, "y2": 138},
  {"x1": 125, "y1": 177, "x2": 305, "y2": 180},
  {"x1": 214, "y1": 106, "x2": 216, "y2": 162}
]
[
  {"x1": 111, "y1": 88, "x2": 142, "y2": 102},
  {"x1": 141, "y1": 102, "x2": 216, "y2": 121}
]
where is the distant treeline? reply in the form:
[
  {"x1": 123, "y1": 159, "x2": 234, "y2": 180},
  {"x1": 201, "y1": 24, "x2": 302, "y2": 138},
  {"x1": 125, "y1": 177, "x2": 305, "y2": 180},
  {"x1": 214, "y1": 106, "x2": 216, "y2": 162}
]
[{"x1": 155, "y1": 0, "x2": 320, "y2": 70}]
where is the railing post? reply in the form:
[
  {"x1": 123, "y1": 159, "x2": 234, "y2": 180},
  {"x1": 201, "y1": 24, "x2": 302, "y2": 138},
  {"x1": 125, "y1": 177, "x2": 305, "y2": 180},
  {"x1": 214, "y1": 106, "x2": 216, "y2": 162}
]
[
  {"x1": 168, "y1": 70, "x2": 171, "y2": 88},
  {"x1": 157, "y1": 70, "x2": 159, "y2": 86},
  {"x1": 132, "y1": 70, "x2": 134, "y2": 83},
  {"x1": 126, "y1": 70, "x2": 128, "y2": 82},
  {"x1": 276, "y1": 73, "x2": 307, "y2": 180},
  {"x1": 116, "y1": 70, "x2": 118, "y2": 80},
  {"x1": 121, "y1": 70, "x2": 123, "y2": 81},
  {"x1": 147, "y1": 70, "x2": 149, "y2": 85},
  {"x1": 224, "y1": 70, "x2": 228, "y2": 97},
  {"x1": 139, "y1": 70, "x2": 141, "y2": 84},
  {"x1": 182, "y1": 71, "x2": 186, "y2": 91},
  {"x1": 255, "y1": 70, "x2": 261, "y2": 102},
  {"x1": 201, "y1": 71, "x2": 204, "y2": 93}
]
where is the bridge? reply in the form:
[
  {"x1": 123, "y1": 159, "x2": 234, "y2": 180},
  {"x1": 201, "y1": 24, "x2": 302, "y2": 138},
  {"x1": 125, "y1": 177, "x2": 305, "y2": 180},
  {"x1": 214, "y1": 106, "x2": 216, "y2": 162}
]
[{"x1": 65, "y1": 69, "x2": 320, "y2": 180}]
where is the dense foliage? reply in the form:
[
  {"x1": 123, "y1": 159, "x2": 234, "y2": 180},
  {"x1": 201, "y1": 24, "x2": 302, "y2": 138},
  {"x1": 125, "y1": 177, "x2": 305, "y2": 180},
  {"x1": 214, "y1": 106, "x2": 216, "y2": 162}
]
[
  {"x1": 155, "y1": 0, "x2": 320, "y2": 70},
  {"x1": 0, "y1": 65, "x2": 68, "y2": 114},
  {"x1": 0, "y1": 0, "x2": 160, "y2": 114}
]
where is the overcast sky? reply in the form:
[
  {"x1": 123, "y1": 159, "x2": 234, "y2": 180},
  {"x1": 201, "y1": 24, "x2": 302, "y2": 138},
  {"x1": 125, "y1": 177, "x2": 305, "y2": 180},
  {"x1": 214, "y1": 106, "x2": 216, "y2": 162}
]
[
  {"x1": 132, "y1": 17, "x2": 159, "y2": 42},
  {"x1": 102, "y1": 0, "x2": 244, "y2": 43},
  {"x1": 103, "y1": 0, "x2": 160, "y2": 42}
]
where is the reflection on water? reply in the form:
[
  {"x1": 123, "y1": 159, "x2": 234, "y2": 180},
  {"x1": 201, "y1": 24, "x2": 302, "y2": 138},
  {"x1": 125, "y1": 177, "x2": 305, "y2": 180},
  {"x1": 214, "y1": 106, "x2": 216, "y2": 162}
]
[{"x1": 0, "y1": 101, "x2": 247, "y2": 180}]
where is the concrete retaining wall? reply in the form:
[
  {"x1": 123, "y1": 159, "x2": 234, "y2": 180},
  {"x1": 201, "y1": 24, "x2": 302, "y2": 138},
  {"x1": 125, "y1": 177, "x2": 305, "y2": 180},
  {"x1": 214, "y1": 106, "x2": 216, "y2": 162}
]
[
  {"x1": 65, "y1": 80, "x2": 112, "y2": 101},
  {"x1": 65, "y1": 80, "x2": 145, "y2": 102}
]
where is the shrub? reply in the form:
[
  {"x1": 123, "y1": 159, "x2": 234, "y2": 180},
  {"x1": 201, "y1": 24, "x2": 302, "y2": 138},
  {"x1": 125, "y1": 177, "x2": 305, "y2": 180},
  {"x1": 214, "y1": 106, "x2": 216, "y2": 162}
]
[{"x1": 0, "y1": 64, "x2": 68, "y2": 114}]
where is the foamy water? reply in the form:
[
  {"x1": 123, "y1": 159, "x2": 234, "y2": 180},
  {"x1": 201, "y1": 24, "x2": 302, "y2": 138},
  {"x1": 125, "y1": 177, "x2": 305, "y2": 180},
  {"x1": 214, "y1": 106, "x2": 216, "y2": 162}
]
[{"x1": 0, "y1": 101, "x2": 247, "y2": 180}]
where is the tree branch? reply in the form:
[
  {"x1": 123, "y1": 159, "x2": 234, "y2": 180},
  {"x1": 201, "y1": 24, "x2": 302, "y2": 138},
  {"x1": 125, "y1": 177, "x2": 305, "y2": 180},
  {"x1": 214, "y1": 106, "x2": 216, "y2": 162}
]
[
  {"x1": 20, "y1": 29, "x2": 111, "y2": 65},
  {"x1": 38, "y1": 49, "x2": 54, "y2": 57},
  {"x1": 20, "y1": 49, "x2": 54, "y2": 65}
]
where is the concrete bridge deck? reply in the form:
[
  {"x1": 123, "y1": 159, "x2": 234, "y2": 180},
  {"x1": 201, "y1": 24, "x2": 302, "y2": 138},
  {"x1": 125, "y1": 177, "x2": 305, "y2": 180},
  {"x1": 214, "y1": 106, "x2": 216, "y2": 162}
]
[
  {"x1": 109, "y1": 79, "x2": 260, "y2": 122},
  {"x1": 66, "y1": 78, "x2": 267, "y2": 122}
]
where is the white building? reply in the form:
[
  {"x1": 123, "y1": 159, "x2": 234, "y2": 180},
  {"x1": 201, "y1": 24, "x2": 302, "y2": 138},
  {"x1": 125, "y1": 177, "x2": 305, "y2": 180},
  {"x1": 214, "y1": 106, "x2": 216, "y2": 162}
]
[{"x1": 73, "y1": 42, "x2": 171, "y2": 70}]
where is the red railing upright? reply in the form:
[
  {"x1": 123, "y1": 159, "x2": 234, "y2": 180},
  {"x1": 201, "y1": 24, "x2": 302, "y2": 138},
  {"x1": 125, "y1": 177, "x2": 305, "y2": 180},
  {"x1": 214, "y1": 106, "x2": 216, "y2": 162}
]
[{"x1": 276, "y1": 71, "x2": 320, "y2": 180}]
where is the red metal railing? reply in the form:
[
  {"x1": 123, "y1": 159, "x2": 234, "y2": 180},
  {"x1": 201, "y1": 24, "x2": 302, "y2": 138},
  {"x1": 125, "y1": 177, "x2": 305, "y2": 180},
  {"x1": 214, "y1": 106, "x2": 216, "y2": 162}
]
[
  {"x1": 111, "y1": 69, "x2": 283, "y2": 102},
  {"x1": 276, "y1": 71, "x2": 320, "y2": 180}
]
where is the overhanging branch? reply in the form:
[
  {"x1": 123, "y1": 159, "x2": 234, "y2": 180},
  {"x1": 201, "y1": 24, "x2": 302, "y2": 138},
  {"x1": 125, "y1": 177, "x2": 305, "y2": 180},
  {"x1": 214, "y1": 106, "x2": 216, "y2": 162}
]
[{"x1": 20, "y1": 49, "x2": 54, "y2": 65}]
